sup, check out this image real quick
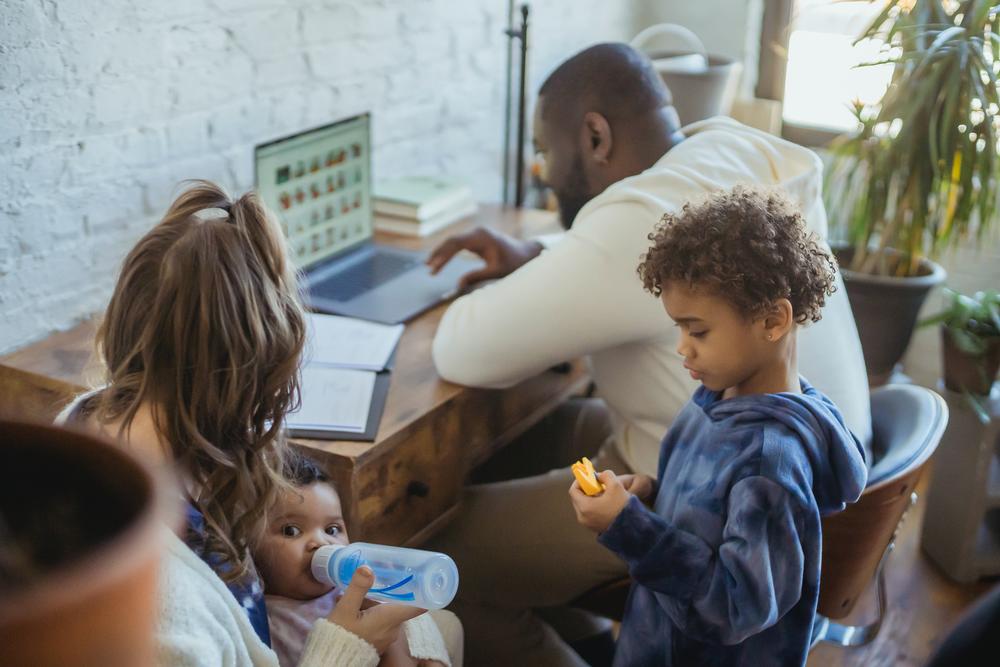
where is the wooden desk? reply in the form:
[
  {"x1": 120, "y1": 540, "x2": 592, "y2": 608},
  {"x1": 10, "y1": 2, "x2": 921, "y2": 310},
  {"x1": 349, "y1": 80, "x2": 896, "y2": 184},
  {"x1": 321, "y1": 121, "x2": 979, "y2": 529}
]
[{"x1": 0, "y1": 205, "x2": 589, "y2": 545}]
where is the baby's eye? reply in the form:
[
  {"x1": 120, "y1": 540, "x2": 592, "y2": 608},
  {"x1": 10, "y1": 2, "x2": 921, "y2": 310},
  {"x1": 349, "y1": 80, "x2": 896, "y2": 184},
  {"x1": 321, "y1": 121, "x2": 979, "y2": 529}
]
[
  {"x1": 281, "y1": 524, "x2": 301, "y2": 537},
  {"x1": 325, "y1": 525, "x2": 341, "y2": 537},
  {"x1": 689, "y1": 330, "x2": 707, "y2": 339}
]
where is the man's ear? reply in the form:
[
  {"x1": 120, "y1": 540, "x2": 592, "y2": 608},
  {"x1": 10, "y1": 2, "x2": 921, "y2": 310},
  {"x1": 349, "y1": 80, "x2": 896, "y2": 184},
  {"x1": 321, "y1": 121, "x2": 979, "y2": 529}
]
[
  {"x1": 581, "y1": 111, "x2": 612, "y2": 165},
  {"x1": 763, "y1": 299, "x2": 795, "y2": 342}
]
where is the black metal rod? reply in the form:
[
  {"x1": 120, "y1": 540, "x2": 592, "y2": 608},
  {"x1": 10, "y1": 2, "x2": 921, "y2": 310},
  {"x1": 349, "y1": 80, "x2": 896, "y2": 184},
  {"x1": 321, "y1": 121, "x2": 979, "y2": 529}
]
[
  {"x1": 513, "y1": 4, "x2": 529, "y2": 207},
  {"x1": 501, "y1": 0, "x2": 515, "y2": 204}
]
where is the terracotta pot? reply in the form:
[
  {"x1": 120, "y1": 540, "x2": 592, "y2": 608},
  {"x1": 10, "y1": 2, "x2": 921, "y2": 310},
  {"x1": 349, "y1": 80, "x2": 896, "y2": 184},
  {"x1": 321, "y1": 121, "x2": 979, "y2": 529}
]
[
  {"x1": 941, "y1": 328, "x2": 1000, "y2": 395},
  {"x1": 834, "y1": 247, "x2": 947, "y2": 386},
  {"x1": 0, "y1": 420, "x2": 172, "y2": 667}
]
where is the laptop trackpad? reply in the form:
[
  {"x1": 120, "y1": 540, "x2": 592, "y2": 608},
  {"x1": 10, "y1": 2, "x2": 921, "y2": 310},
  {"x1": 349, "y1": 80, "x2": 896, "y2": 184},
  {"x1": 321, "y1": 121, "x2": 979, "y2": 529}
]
[{"x1": 309, "y1": 252, "x2": 482, "y2": 324}]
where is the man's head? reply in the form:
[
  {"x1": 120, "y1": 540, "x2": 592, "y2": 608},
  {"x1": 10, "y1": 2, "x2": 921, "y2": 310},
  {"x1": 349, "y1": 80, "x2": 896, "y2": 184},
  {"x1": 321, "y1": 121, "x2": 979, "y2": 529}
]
[
  {"x1": 638, "y1": 187, "x2": 837, "y2": 393},
  {"x1": 533, "y1": 43, "x2": 681, "y2": 228}
]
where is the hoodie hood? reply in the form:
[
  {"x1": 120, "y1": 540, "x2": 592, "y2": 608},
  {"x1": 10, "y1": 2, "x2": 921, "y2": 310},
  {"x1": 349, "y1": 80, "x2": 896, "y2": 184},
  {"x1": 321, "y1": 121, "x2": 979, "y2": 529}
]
[
  {"x1": 693, "y1": 378, "x2": 867, "y2": 514},
  {"x1": 588, "y1": 115, "x2": 829, "y2": 242},
  {"x1": 673, "y1": 116, "x2": 826, "y2": 235}
]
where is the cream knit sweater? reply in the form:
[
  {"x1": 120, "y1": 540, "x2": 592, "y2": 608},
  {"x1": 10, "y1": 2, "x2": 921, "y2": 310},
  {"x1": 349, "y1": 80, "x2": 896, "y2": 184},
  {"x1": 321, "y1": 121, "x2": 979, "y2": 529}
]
[
  {"x1": 55, "y1": 396, "x2": 398, "y2": 667},
  {"x1": 156, "y1": 527, "x2": 379, "y2": 666}
]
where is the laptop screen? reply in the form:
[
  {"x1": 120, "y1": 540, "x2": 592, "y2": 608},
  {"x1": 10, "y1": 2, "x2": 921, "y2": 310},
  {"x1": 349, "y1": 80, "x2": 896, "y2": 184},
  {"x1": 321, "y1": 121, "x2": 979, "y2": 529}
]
[{"x1": 254, "y1": 113, "x2": 373, "y2": 270}]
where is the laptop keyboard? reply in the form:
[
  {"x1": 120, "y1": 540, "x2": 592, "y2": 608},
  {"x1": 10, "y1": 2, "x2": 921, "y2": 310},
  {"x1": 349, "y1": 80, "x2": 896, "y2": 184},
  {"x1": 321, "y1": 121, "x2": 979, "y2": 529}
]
[{"x1": 313, "y1": 252, "x2": 420, "y2": 302}]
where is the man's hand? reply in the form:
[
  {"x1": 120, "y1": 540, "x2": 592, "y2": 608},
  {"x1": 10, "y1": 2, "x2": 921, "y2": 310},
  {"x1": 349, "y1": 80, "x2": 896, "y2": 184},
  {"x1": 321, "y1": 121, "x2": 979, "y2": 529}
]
[
  {"x1": 617, "y1": 473, "x2": 657, "y2": 505},
  {"x1": 426, "y1": 226, "x2": 543, "y2": 290},
  {"x1": 569, "y1": 470, "x2": 631, "y2": 534},
  {"x1": 327, "y1": 566, "x2": 426, "y2": 655}
]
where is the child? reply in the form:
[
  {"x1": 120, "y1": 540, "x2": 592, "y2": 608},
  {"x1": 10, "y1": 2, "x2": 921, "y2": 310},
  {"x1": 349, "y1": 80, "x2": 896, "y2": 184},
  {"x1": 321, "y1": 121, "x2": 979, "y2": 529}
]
[
  {"x1": 569, "y1": 186, "x2": 868, "y2": 666},
  {"x1": 254, "y1": 453, "x2": 461, "y2": 667}
]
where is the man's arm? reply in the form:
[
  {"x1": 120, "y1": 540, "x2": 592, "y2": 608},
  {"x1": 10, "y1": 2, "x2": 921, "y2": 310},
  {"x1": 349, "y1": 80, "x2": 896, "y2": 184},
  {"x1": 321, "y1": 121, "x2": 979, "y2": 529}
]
[{"x1": 432, "y1": 201, "x2": 668, "y2": 388}]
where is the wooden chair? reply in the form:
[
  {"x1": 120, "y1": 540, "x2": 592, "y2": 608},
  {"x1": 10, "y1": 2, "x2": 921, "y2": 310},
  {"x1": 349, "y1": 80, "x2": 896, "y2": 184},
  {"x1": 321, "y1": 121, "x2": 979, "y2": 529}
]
[
  {"x1": 811, "y1": 383, "x2": 947, "y2": 648},
  {"x1": 572, "y1": 384, "x2": 949, "y2": 652}
]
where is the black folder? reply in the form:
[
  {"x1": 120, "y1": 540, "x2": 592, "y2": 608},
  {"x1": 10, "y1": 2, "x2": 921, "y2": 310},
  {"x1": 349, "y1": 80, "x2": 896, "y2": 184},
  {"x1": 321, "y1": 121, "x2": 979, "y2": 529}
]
[{"x1": 287, "y1": 348, "x2": 396, "y2": 442}]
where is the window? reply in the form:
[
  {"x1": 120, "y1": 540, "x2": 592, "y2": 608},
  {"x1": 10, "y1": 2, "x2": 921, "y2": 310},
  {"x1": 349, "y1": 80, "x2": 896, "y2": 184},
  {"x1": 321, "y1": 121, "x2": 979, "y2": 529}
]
[{"x1": 783, "y1": 1, "x2": 896, "y2": 133}]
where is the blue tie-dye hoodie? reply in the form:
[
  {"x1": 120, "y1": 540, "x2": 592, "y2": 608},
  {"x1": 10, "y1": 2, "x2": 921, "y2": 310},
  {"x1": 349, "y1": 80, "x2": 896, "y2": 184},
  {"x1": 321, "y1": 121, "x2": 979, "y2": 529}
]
[{"x1": 598, "y1": 378, "x2": 867, "y2": 666}]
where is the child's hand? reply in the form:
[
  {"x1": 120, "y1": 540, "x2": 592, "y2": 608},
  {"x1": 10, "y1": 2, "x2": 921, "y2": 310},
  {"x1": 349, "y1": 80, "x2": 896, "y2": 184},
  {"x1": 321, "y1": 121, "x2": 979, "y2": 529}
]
[
  {"x1": 569, "y1": 470, "x2": 630, "y2": 534},
  {"x1": 618, "y1": 473, "x2": 657, "y2": 504}
]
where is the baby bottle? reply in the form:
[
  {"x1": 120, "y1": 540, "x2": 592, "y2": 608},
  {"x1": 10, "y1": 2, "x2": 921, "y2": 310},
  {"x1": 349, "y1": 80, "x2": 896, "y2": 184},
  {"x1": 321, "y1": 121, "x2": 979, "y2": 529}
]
[{"x1": 311, "y1": 543, "x2": 459, "y2": 609}]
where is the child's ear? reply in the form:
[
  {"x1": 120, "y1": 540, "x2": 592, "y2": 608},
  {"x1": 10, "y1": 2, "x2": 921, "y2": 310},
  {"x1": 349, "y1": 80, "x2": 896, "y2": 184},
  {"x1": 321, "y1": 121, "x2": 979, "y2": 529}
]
[{"x1": 763, "y1": 299, "x2": 795, "y2": 342}]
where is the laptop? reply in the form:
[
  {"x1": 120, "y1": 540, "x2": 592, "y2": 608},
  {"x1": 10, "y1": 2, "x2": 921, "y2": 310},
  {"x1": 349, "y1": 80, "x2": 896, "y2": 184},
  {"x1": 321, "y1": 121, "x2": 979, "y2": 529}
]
[{"x1": 254, "y1": 113, "x2": 480, "y2": 324}]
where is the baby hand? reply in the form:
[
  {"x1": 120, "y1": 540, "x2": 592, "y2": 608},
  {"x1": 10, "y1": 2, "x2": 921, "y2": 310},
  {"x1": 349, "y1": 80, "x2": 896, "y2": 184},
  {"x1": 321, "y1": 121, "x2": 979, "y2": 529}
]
[{"x1": 569, "y1": 470, "x2": 630, "y2": 534}]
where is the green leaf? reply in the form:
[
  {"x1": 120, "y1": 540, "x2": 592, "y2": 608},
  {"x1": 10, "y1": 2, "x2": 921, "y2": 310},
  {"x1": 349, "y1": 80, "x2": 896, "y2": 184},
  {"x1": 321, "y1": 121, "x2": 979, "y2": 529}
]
[
  {"x1": 928, "y1": 26, "x2": 969, "y2": 54},
  {"x1": 918, "y1": 311, "x2": 953, "y2": 327},
  {"x1": 950, "y1": 328, "x2": 988, "y2": 354},
  {"x1": 964, "y1": 391, "x2": 992, "y2": 423},
  {"x1": 987, "y1": 302, "x2": 1000, "y2": 333},
  {"x1": 825, "y1": 0, "x2": 1000, "y2": 276}
]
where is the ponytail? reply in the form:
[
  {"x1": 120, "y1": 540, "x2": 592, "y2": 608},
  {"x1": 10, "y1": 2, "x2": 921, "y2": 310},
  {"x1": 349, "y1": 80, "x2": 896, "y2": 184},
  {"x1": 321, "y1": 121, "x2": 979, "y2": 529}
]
[{"x1": 93, "y1": 179, "x2": 306, "y2": 583}]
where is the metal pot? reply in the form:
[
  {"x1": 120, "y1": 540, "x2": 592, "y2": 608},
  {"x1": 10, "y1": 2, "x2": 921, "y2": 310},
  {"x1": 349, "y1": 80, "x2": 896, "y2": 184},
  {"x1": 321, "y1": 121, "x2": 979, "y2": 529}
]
[{"x1": 631, "y1": 23, "x2": 742, "y2": 125}]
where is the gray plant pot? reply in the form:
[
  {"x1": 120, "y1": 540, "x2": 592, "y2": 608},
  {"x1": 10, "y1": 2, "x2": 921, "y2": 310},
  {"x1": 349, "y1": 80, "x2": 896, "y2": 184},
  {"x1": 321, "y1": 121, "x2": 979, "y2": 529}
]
[
  {"x1": 650, "y1": 52, "x2": 742, "y2": 125},
  {"x1": 835, "y1": 247, "x2": 947, "y2": 385}
]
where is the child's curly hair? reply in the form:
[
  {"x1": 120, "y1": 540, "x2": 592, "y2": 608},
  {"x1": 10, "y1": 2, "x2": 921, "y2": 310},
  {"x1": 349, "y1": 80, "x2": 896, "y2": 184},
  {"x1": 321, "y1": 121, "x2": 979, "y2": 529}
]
[{"x1": 638, "y1": 186, "x2": 837, "y2": 324}]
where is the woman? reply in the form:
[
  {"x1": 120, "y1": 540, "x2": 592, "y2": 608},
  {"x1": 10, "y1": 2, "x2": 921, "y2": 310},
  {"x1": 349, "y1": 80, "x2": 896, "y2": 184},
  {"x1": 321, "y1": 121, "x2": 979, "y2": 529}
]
[{"x1": 59, "y1": 181, "x2": 430, "y2": 666}]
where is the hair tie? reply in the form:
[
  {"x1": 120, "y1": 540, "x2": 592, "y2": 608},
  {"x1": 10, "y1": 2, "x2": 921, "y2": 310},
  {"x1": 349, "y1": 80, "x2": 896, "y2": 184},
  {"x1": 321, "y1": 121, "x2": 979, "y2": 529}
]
[{"x1": 219, "y1": 202, "x2": 232, "y2": 215}]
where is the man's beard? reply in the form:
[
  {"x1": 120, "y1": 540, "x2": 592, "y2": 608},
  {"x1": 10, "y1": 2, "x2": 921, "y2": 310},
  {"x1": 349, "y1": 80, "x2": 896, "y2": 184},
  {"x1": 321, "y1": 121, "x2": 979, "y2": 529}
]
[{"x1": 555, "y1": 153, "x2": 593, "y2": 230}]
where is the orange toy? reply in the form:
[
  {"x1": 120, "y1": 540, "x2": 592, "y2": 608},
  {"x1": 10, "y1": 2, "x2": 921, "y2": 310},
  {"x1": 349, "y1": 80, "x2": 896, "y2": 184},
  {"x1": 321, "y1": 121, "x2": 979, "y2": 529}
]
[{"x1": 572, "y1": 456, "x2": 605, "y2": 496}]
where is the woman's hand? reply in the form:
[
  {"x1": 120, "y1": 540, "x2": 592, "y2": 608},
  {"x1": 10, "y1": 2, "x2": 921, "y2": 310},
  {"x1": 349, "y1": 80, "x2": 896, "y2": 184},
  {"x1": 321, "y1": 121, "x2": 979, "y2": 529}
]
[
  {"x1": 569, "y1": 470, "x2": 631, "y2": 534},
  {"x1": 375, "y1": 631, "x2": 419, "y2": 667},
  {"x1": 327, "y1": 566, "x2": 426, "y2": 654}
]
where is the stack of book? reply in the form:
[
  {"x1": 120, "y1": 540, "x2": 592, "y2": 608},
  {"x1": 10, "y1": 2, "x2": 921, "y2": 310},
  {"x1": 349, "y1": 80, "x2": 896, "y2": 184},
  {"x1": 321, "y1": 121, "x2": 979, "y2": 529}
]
[{"x1": 373, "y1": 176, "x2": 477, "y2": 237}]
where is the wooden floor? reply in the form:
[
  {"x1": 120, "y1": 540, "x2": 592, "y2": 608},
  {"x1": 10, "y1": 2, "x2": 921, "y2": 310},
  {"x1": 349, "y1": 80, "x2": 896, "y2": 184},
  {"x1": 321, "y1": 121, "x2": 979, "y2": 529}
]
[{"x1": 808, "y1": 234, "x2": 1000, "y2": 666}]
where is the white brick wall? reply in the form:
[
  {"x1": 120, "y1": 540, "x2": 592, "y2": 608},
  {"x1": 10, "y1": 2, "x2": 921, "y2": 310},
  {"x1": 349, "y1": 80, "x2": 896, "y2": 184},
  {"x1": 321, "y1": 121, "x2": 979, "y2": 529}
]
[{"x1": 0, "y1": 0, "x2": 646, "y2": 354}]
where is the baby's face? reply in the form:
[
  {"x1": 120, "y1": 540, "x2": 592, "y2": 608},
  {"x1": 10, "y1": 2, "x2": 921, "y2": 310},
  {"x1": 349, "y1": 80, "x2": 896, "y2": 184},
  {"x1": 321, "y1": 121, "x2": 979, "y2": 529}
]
[{"x1": 254, "y1": 482, "x2": 350, "y2": 600}]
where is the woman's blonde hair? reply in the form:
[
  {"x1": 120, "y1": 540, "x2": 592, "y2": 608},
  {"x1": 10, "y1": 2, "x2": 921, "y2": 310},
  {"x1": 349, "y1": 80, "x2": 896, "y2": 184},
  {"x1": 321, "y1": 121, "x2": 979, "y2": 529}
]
[{"x1": 90, "y1": 180, "x2": 305, "y2": 582}]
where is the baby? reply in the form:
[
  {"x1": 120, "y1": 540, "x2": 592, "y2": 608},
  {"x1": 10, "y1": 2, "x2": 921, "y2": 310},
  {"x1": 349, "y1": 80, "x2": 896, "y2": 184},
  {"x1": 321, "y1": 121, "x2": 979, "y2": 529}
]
[{"x1": 254, "y1": 453, "x2": 461, "y2": 667}]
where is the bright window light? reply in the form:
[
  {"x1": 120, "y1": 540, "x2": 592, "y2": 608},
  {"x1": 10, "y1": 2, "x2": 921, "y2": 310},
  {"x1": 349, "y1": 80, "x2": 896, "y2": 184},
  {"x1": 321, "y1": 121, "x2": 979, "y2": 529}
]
[{"x1": 782, "y1": 0, "x2": 895, "y2": 132}]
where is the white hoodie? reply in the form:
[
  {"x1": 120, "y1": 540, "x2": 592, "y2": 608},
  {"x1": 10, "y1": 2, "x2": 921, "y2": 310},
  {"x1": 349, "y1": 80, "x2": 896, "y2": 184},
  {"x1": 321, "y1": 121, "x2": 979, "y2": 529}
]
[{"x1": 433, "y1": 117, "x2": 871, "y2": 476}]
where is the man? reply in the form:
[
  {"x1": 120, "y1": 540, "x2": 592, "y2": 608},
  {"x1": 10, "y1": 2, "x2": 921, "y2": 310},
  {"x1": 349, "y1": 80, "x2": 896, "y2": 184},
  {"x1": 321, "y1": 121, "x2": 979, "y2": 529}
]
[{"x1": 425, "y1": 43, "x2": 871, "y2": 666}]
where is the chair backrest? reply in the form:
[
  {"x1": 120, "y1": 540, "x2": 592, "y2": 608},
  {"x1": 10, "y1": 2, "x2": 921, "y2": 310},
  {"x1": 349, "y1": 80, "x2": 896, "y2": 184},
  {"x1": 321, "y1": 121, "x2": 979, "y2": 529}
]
[
  {"x1": 818, "y1": 384, "x2": 948, "y2": 619},
  {"x1": 0, "y1": 365, "x2": 78, "y2": 422}
]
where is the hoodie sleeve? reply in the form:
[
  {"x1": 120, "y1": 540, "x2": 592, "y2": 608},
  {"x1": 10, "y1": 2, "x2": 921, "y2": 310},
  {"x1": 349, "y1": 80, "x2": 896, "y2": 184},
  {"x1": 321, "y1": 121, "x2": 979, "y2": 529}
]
[
  {"x1": 598, "y1": 476, "x2": 808, "y2": 645},
  {"x1": 431, "y1": 200, "x2": 668, "y2": 388}
]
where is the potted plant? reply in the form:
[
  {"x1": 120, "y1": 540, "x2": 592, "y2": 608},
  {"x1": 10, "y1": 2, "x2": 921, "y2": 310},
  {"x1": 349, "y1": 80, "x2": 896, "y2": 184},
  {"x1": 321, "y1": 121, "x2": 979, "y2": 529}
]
[
  {"x1": 920, "y1": 288, "x2": 1000, "y2": 402},
  {"x1": 823, "y1": 0, "x2": 1000, "y2": 384}
]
